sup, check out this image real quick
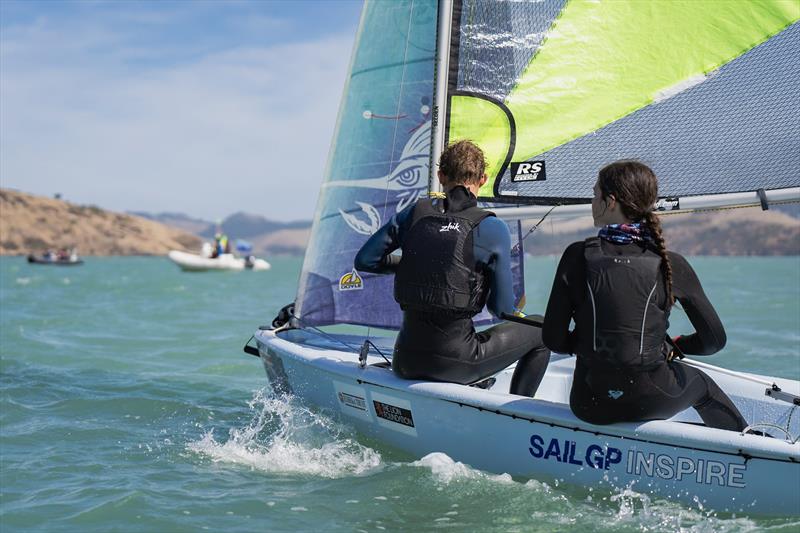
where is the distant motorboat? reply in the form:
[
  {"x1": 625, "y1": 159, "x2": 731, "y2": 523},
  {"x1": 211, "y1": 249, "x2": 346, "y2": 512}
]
[
  {"x1": 167, "y1": 248, "x2": 270, "y2": 272},
  {"x1": 27, "y1": 252, "x2": 83, "y2": 266}
]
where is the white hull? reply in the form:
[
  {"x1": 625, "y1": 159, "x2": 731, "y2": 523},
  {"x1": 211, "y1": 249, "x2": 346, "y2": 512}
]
[
  {"x1": 255, "y1": 328, "x2": 800, "y2": 516},
  {"x1": 167, "y1": 250, "x2": 270, "y2": 272}
]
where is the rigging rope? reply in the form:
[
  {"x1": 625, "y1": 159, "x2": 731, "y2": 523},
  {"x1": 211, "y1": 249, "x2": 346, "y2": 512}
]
[
  {"x1": 285, "y1": 311, "x2": 392, "y2": 366},
  {"x1": 680, "y1": 358, "x2": 774, "y2": 387},
  {"x1": 512, "y1": 203, "x2": 559, "y2": 254},
  {"x1": 681, "y1": 355, "x2": 800, "y2": 441}
]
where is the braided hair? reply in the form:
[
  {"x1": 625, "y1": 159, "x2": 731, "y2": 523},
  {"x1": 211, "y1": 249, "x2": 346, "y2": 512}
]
[{"x1": 597, "y1": 160, "x2": 674, "y2": 307}]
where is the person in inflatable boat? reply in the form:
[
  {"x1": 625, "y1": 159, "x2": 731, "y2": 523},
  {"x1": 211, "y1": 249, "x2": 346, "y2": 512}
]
[
  {"x1": 355, "y1": 140, "x2": 550, "y2": 395},
  {"x1": 542, "y1": 160, "x2": 748, "y2": 431},
  {"x1": 212, "y1": 233, "x2": 229, "y2": 258}
]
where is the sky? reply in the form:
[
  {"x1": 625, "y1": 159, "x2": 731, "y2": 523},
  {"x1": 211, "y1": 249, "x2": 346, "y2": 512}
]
[{"x1": 0, "y1": 0, "x2": 363, "y2": 222}]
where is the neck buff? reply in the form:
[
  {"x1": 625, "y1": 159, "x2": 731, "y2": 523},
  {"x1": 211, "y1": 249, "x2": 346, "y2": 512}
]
[{"x1": 598, "y1": 222, "x2": 652, "y2": 244}]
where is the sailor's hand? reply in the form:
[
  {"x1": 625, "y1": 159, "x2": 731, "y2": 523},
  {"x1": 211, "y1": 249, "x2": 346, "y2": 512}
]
[
  {"x1": 500, "y1": 312, "x2": 543, "y2": 328},
  {"x1": 567, "y1": 330, "x2": 578, "y2": 354},
  {"x1": 667, "y1": 336, "x2": 684, "y2": 362},
  {"x1": 524, "y1": 313, "x2": 544, "y2": 324}
]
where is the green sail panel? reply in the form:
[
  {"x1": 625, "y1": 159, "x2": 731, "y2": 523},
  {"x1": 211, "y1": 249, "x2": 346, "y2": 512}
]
[
  {"x1": 445, "y1": 0, "x2": 800, "y2": 200},
  {"x1": 447, "y1": 94, "x2": 513, "y2": 184}
]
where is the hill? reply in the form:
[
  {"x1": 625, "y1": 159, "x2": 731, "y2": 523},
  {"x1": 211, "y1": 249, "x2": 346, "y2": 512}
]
[
  {"x1": 127, "y1": 211, "x2": 212, "y2": 236},
  {"x1": 135, "y1": 210, "x2": 311, "y2": 256},
  {"x1": 0, "y1": 189, "x2": 202, "y2": 256},
  {"x1": 208, "y1": 212, "x2": 310, "y2": 240},
  {"x1": 140, "y1": 204, "x2": 799, "y2": 257},
  {"x1": 521, "y1": 206, "x2": 800, "y2": 256},
  {"x1": 3, "y1": 187, "x2": 796, "y2": 257}
]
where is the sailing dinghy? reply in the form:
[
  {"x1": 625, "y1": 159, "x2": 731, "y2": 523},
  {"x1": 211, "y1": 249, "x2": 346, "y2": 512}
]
[{"x1": 248, "y1": 0, "x2": 800, "y2": 515}]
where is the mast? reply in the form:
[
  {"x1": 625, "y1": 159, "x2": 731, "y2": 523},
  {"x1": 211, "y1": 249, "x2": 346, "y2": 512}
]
[{"x1": 429, "y1": 0, "x2": 454, "y2": 195}]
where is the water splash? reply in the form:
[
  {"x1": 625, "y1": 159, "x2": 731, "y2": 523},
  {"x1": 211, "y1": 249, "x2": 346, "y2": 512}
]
[
  {"x1": 609, "y1": 487, "x2": 653, "y2": 519},
  {"x1": 412, "y1": 452, "x2": 514, "y2": 485},
  {"x1": 188, "y1": 389, "x2": 382, "y2": 478},
  {"x1": 604, "y1": 485, "x2": 758, "y2": 532}
]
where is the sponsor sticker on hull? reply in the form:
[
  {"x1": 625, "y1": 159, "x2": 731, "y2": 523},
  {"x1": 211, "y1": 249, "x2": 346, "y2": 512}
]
[
  {"x1": 371, "y1": 392, "x2": 417, "y2": 436},
  {"x1": 332, "y1": 381, "x2": 373, "y2": 421}
]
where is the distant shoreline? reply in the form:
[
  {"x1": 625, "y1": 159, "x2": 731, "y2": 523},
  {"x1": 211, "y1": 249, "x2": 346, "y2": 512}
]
[{"x1": 2, "y1": 188, "x2": 798, "y2": 257}]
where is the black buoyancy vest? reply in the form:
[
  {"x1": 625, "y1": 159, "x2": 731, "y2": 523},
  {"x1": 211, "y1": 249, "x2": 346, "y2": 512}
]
[
  {"x1": 575, "y1": 237, "x2": 668, "y2": 369},
  {"x1": 394, "y1": 195, "x2": 493, "y2": 316}
]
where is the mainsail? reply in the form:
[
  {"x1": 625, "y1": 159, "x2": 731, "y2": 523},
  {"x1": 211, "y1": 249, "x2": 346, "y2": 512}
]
[
  {"x1": 295, "y1": 0, "x2": 525, "y2": 329},
  {"x1": 294, "y1": 0, "x2": 799, "y2": 329},
  {"x1": 440, "y1": 0, "x2": 800, "y2": 206}
]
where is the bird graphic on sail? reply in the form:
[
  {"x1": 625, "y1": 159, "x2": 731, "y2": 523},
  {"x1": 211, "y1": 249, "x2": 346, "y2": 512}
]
[{"x1": 326, "y1": 121, "x2": 431, "y2": 235}]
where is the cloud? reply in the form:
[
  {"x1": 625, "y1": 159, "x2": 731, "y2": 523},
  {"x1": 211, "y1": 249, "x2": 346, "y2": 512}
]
[{"x1": 0, "y1": 4, "x2": 356, "y2": 221}]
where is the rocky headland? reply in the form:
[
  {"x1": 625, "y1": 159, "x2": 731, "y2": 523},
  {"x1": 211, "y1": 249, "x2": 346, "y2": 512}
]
[{"x1": 0, "y1": 189, "x2": 201, "y2": 256}]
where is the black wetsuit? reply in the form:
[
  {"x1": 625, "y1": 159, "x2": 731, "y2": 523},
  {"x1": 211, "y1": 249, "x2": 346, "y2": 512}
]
[
  {"x1": 543, "y1": 239, "x2": 748, "y2": 431},
  {"x1": 355, "y1": 186, "x2": 550, "y2": 396}
]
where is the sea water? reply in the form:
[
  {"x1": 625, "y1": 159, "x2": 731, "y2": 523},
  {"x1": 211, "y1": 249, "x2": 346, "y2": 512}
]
[{"x1": 1, "y1": 255, "x2": 798, "y2": 532}]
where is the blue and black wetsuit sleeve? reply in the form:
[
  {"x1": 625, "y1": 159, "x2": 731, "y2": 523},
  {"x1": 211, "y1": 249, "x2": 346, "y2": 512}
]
[
  {"x1": 473, "y1": 217, "x2": 516, "y2": 318},
  {"x1": 354, "y1": 204, "x2": 414, "y2": 274},
  {"x1": 669, "y1": 251, "x2": 727, "y2": 355}
]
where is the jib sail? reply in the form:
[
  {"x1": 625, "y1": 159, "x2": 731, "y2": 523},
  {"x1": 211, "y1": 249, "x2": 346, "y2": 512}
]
[{"x1": 294, "y1": 0, "x2": 525, "y2": 329}]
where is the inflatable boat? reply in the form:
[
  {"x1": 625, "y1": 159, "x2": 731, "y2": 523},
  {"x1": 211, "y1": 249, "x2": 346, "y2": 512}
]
[{"x1": 167, "y1": 250, "x2": 270, "y2": 272}]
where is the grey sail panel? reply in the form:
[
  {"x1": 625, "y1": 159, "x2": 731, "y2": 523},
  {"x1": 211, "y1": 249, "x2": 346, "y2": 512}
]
[
  {"x1": 495, "y1": 21, "x2": 800, "y2": 202},
  {"x1": 453, "y1": 0, "x2": 566, "y2": 100}
]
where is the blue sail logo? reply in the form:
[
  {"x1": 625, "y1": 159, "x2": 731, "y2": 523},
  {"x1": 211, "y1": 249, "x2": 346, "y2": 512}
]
[
  {"x1": 328, "y1": 121, "x2": 431, "y2": 235},
  {"x1": 338, "y1": 269, "x2": 364, "y2": 291},
  {"x1": 339, "y1": 202, "x2": 381, "y2": 236}
]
